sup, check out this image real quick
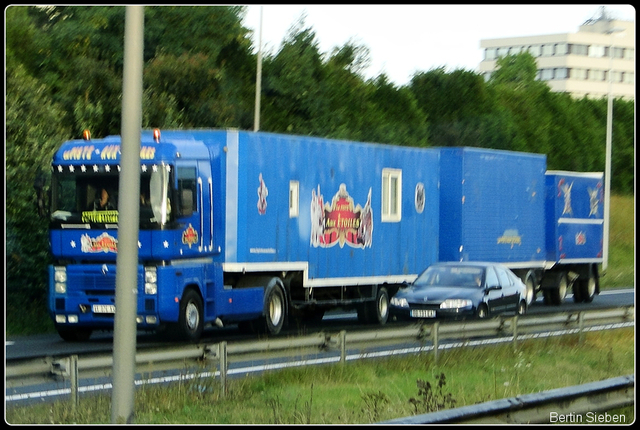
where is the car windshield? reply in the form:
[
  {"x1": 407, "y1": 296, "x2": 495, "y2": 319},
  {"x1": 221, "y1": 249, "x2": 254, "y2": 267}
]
[{"x1": 414, "y1": 266, "x2": 485, "y2": 288}]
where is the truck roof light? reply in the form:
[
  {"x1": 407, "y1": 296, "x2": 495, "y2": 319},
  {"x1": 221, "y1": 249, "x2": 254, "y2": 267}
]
[
  {"x1": 82, "y1": 130, "x2": 91, "y2": 140},
  {"x1": 153, "y1": 128, "x2": 161, "y2": 143}
]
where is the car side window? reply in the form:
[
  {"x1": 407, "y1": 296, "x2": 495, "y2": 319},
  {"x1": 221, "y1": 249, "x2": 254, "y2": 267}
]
[
  {"x1": 485, "y1": 267, "x2": 499, "y2": 288},
  {"x1": 495, "y1": 267, "x2": 512, "y2": 287}
]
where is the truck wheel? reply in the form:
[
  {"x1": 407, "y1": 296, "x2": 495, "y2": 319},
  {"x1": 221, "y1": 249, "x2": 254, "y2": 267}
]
[
  {"x1": 549, "y1": 273, "x2": 568, "y2": 305},
  {"x1": 176, "y1": 289, "x2": 204, "y2": 342},
  {"x1": 57, "y1": 327, "x2": 92, "y2": 342}
]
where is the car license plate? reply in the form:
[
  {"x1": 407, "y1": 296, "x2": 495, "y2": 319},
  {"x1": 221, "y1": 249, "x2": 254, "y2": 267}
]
[
  {"x1": 93, "y1": 304, "x2": 116, "y2": 314},
  {"x1": 410, "y1": 309, "x2": 436, "y2": 318}
]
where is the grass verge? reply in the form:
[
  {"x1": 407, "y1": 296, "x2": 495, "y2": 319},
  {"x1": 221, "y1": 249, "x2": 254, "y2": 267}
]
[{"x1": 6, "y1": 327, "x2": 634, "y2": 424}]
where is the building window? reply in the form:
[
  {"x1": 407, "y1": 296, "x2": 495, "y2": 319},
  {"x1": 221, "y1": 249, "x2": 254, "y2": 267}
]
[
  {"x1": 570, "y1": 44, "x2": 589, "y2": 56},
  {"x1": 588, "y1": 45, "x2": 605, "y2": 58},
  {"x1": 555, "y1": 68, "x2": 568, "y2": 79},
  {"x1": 540, "y1": 69, "x2": 554, "y2": 81},
  {"x1": 289, "y1": 181, "x2": 299, "y2": 218},
  {"x1": 382, "y1": 168, "x2": 402, "y2": 222},
  {"x1": 528, "y1": 45, "x2": 541, "y2": 57},
  {"x1": 485, "y1": 47, "x2": 497, "y2": 61},
  {"x1": 497, "y1": 46, "x2": 510, "y2": 57},
  {"x1": 555, "y1": 43, "x2": 568, "y2": 55},
  {"x1": 542, "y1": 44, "x2": 554, "y2": 56},
  {"x1": 573, "y1": 68, "x2": 587, "y2": 80},
  {"x1": 592, "y1": 70, "x2": 606, "y2": 81}
]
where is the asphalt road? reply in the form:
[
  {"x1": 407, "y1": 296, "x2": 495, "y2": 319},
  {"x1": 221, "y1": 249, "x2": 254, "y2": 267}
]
[{"x1": 5, "y1": 288, "x2": 634, "y2": 361}]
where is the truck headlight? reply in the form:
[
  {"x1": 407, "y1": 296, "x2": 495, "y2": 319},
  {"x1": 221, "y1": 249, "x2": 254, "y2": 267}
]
[
  {"x1": 144, "y1": 267, "x2": 157, "y2": 295},
  {"x1": 54, "y1": 267, "x2": 67, "y2": 294},
  {"x1": 440, "y1": 299, "x2": 473, "y2": 309}
]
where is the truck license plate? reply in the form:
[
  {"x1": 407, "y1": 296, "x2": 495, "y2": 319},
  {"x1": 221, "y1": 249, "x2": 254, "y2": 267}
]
[
  {"x1": 411, "y1": 309, "x2": 436, "y2": 318},
  {"x1": 93, "y1": 304, "x2": 116, "y2": 314}
]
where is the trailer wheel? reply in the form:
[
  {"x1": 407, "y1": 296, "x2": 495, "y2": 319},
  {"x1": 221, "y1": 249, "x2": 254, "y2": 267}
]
[
  {"x1": 263, "y1": 284, "x2": 286, "y2": 335},
  {"x1": 517, "y1": 300, "x2": 527, "y2": 316},
  {"x1": 358, "y1": 287, "x2": 389, "y2": 325},
  {"x1": 175, "y1": 289, "x2": 204, "y2": 342},
  {"x1": 578, "y1": 275, "x2": 597, "y2": 303},
  {"x1": 57, "y1": 327, "x2": 92, "y2": 342},
  {"x1": 572, "y1": 281, "x2": 584, "y2": 303},
  {"x1": 548, "y1": 272, "x2": 568, "y2": 305},
  {"x1": 524, "y1": 275, "x2": 536, "y2": 306}
]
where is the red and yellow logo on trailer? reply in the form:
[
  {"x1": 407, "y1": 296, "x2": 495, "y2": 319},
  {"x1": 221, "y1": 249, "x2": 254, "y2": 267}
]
[{"x1": 310, "y1": 184, "x2": 373, "y2": 249}]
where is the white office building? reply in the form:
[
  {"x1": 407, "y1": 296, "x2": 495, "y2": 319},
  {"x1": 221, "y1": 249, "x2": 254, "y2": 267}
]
[{"x1": 479, "y1": 12, "x2": 635, "y2": 100}]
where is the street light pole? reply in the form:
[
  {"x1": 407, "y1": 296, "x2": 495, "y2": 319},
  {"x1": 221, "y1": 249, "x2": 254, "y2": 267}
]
[
  {"x1": 254, "y1": 6, "x2": 263, "y2": 132},
  {"x1": 602, "y1": 26, "x2": 624, "y2": 272}
]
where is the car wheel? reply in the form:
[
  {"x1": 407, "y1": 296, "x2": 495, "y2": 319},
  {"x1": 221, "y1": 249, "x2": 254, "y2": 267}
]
[{"x1": 477, "y1": 304, "x2": 489, "y2": 319}]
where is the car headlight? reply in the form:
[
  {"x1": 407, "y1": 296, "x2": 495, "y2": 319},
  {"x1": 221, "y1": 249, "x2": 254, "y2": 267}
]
[
  {"x1": 390, "y1": 297, "x2": 409, "y2": 308},
  {"x1": 440, "y1": 299, "x2": 473, "y2": 309}
]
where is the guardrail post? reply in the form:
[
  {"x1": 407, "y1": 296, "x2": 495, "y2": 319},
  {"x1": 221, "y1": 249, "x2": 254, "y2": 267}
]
[
  {"x1": 218, "y1": 341, "x2": 227, "y2": 397},
  {"x1": 578, "y1": 312, "x2": 585, "y2": 344},
  {"x1": 432, "y1": 322, "x2": 439, "y2": 365},
  {"x1": 339, "y1": 330, "x2": 346, "y2": 364},
  {"x1": 69, "y1": 355, "x2": 78, "y2": 410},
  {"x1": 512, "y1": 316, "x2": 518, "y2": 351}
]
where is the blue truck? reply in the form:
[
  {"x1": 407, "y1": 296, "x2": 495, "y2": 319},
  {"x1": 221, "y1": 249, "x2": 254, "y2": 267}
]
[{"x1": 41, "y1": 130, "x2": 603, "y2": 341}]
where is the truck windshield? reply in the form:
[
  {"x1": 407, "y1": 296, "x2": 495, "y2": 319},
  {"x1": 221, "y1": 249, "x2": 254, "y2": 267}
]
[{"x1": 50, "y1": 164, "x2": 174, "y2": 229}]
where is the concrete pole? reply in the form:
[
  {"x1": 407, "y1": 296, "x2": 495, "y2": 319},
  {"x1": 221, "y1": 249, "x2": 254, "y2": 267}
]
[
  {"x1": 111, "y1": 5, "x2": 144, "y2": 424},
  {"x1": 253, "y1": 6, "x2": 263, "y2": 132}
]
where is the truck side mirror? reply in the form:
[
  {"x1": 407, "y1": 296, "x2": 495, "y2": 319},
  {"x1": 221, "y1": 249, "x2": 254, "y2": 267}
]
[{"x1": 180, "y1": 189, "x2": 193, "y2": 217}]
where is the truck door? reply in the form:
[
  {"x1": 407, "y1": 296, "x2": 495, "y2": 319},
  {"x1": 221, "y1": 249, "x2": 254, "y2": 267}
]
[{"x1": 175, "y1": 161, "x2": 213, "y2": 255}]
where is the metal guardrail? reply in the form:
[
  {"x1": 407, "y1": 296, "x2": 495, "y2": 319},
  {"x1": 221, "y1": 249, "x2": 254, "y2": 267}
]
[
  {"x1": 380, "y1": 374, "x2": 635, "y2": 424},
  {"x1": 6, "y1": 306, "x2": 634, "y2": 406}
]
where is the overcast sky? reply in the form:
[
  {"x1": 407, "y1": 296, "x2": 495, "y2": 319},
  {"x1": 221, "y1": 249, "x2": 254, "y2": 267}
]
[{"x1": 242, "y1": 4, "x2": 636, "y2": 86}]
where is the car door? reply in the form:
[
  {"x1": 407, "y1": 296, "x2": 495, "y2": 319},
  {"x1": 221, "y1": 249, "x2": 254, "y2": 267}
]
[
  {"x1": 495, "y1": 266, "x2": 518, "y2": 312},
  {"x1": 483, "y1": 266, "x2": 503, "y2": 314}
]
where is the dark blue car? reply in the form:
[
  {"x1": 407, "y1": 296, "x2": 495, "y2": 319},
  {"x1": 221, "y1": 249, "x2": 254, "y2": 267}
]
[{"x1": 390, "y1": 262, "x2": 527, "y2": 320}]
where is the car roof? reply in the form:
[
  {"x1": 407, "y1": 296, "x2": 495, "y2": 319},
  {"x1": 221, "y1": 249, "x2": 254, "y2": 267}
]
[{"x1": 429, "y1": 261, "x2": 505, "y2": 269}]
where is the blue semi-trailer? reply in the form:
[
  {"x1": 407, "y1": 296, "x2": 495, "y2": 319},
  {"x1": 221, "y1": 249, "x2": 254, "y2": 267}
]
[{"x1": 41, "y1": 129, "x2": 602, "y2": 341}]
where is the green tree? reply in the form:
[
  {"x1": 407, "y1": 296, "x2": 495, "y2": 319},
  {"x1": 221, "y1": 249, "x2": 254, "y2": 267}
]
[
  {"x1": 261, "y1": 18, "x2": 327, "y2": 134},
  {"x1": 6, "y1": 64, "x2": 70, "y2": 300}
]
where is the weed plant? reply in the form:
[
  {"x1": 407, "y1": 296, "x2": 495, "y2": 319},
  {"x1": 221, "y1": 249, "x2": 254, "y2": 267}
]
[{"x1": 6, "y1": 327, "x2": 634, "y2": 424}]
